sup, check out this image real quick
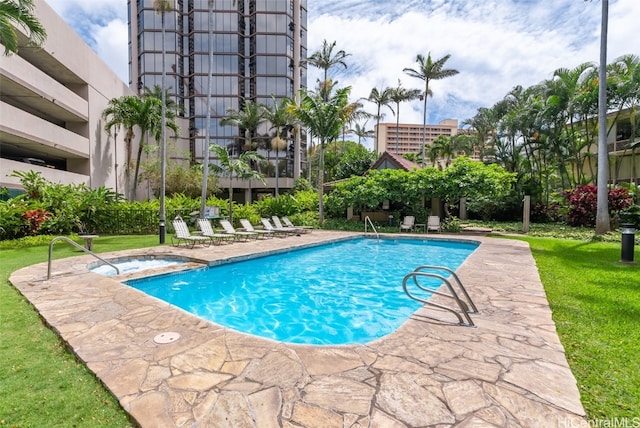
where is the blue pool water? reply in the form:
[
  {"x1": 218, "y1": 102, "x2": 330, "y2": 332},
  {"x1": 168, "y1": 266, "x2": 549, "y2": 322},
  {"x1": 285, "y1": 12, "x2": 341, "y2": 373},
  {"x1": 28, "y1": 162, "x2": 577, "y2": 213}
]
[{"x1": 126, "y1": 237, "x2": 478, "y2": 345}]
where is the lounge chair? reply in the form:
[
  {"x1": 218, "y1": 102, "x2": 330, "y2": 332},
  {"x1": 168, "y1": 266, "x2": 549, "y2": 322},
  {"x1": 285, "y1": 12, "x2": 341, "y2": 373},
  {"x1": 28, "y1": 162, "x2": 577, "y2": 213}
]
[
  {"x1": 239, "y1": 219, "x2": 273, "y2": 239},
  {"x1": 399, "y1": 215, "x2": 415, "y2": 233},
  {"x1": 261, "y1": 218, "x2": 294, "y2": 236},
  {"x1": 427, "y1": 215, "x2": 441, "y2": 233},
  {"x1": 272, "y1": 216, "x2": 302, "y2": 234},
  {"x1": 219, "y1": 219, "x2": 259, "y2": 241},
  {"x1": 171, "y1": 216, "x2": 211, "y2": 248},
  {"x1": 196, "y1": 218, "x2": 234, "y2": 244},
  {"x1": 282, "y1": 216, "x2": 313, "y2": 233}
]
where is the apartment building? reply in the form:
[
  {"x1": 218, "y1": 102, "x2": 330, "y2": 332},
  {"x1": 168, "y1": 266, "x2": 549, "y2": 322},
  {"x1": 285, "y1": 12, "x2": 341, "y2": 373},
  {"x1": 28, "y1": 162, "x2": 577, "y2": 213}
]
[
  {"x1": 375, "y1": 119, "x2": 459, "y2": 156},
  {"x1": 0, "y1": 0, "x2": 133, "y2": 196},
  {"x1": 128, "y1": 0, "x2": 308, "y2": 201}
]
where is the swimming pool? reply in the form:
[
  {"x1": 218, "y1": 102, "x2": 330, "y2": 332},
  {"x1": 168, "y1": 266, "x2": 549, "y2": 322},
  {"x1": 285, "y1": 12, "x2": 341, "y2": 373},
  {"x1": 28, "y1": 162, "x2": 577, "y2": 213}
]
[{"x1": 126, "y1": 237, "x2": 478, "y2": 345}]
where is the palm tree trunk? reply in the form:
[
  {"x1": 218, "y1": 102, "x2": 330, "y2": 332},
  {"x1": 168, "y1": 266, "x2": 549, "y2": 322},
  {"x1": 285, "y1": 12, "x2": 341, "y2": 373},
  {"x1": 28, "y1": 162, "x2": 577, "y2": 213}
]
[
  {"x1": 595, "y1": 0, "x2": 610, "y2": 234},
  {"x1": 318, "y1": 141, "x2": 325, "y2": 225}
]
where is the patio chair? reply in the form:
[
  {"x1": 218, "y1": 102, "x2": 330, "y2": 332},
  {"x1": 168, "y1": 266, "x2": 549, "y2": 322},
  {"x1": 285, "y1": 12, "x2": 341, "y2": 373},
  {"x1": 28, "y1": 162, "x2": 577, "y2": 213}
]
[
  {"x1": 171, "y1": 216, "x2": 211, "y2": 248},
  {"x1": 399, "y1": 216, "x2": 415, "y2": 233},
  {"x1": 196, "y1": 218, "x2": 234, "y2": 244},
  {"x1": 282, "y1": 216, "x2": 313, "y2": 233},
  {"x1": 272, "y1": 216, "x2": 302, "y2": 234},
  {"x1": 219, "y1": 219, "x2": 259, "y2": 241},
  {"x1": 427, "y1": 215, "x2": 441, "y2": 233},
  {"x1": 239, "y1": 219, "x2": 273, "y2": 239},
  {"x1": 260, "y1": 218, "x2": 294, "y2": 236}
]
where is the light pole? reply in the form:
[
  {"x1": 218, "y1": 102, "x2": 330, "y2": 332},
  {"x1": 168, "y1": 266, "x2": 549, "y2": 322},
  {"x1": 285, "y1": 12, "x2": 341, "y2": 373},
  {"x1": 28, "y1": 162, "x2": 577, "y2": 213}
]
[{"x1": 158, "y1": 4, "x2": 168, "y2": 244}]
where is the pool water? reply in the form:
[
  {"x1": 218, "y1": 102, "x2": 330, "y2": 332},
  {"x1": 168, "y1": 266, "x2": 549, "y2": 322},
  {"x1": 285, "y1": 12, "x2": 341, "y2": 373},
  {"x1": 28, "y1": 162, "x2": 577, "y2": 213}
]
[
  {"x1": 126, "y1": 238, "x2": 478, "y2": 345},
  {"x1": 91, "y1": 258, "x2": 185, "y2": 276}
]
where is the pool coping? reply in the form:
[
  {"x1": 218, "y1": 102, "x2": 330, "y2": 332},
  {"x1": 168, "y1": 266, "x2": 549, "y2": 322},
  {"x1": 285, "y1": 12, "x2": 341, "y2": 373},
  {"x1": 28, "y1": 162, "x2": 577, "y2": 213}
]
[{"x1": 10, "y1": 231, "x2": 588, "y2": 427}]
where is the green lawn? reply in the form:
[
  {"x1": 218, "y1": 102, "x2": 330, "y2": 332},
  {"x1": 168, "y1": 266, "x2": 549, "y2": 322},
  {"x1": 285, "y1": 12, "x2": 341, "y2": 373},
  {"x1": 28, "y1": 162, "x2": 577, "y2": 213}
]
[
  {"x1": 514, "y1": 236, "x2": 640, "y2": 418},
  {"x1": 1, "y1": 232, "x2": 639, "y2": 423},
  {"x1": 0, "y1": 236, "x2": 158, "y2": 428}
]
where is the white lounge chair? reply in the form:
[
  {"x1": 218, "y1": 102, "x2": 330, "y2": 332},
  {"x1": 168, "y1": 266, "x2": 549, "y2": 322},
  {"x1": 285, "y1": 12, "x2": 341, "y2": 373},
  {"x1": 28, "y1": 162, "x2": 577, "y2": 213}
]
[
  {"x1": 261, "y1": 218, "x2": 293, "y2": 236},
  {"x1": 272, "y1": 216, "x2": 302, "y2": 234},
  {"x1": 427, "y1": 215, "x2": 441, "y2": 233},
  {"x1": 399, "y1": 215, "x2": 415, "y2": 233},
  {"x1": 196, "y1": 218, "x2": 234, "y2": 244},
  {"x1": 219, "y1": 219, "x2": 259, "y2": 241},
  {"x1": 282, "y1": 216, "x2": 313, "y2": 233},
  {"x1": 239, "y1": 219, "x2": 273, "y2": 239},
  {"x1": 171, "y1": 216, "x2": 210, "y2": 248}
]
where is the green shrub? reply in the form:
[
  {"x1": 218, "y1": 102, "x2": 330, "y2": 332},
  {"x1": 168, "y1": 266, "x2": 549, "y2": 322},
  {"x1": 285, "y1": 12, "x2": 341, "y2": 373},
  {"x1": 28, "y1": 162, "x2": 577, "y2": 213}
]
[
  {"x1": 442, "y1": 216, "x2": 462, "y2": 232},
  {"x1": 0, "y1": 199, "x2": 29, "y2": 240},
  {"x1": 254, "y1": 194, "x2": 299, "y2": 217},
  {"x1": 232, "y1": 203, "x2": 261, "y2": 227},
  {"x1": 291, "y1": 190, "x2": 318, "y2": 212}
]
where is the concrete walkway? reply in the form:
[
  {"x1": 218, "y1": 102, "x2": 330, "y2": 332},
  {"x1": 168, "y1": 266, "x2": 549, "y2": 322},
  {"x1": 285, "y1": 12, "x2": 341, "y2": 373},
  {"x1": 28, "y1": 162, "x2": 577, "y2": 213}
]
[{"x1": 10, "y1": 231, "x2": 587, "y2": 427}]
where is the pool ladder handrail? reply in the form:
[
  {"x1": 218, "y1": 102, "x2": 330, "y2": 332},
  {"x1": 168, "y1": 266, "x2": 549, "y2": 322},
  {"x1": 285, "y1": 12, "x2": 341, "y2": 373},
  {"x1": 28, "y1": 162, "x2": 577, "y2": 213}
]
[
  {"x1": 47, "y1": 236, "x2": 120, "y2": 279},
  {"x1": 402, "y1": 265, "x2": 478, "y2": 327},
  {"x1": 364, "y1": 216, "x2": 379, "y2": 240}
]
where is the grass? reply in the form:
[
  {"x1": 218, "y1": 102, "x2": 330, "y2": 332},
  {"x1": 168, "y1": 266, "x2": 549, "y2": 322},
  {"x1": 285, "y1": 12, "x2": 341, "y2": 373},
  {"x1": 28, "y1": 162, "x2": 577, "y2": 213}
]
[
  {"x1": 1, "y1": 230, "x2": 639, "y2": 423},
  {"x1": 512, "y1": 236, "x2": 640, "y2": 419},
  {"x1": 0, "y1": 235, "x2": 158, "y2": 428}
]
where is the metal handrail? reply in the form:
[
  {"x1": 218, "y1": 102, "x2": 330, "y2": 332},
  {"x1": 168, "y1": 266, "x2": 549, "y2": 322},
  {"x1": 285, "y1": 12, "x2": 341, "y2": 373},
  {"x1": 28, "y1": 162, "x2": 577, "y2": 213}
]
[
  {"x1": 47, "y1": 236, "x2": 120, "y2": 279},
  {"x1": 402, "y1": 265, "x2": 477, "y2": 327},
  {"x1": 413, "y1": 265, "x2": 478, "y2": 313},
  {"x1": 364, "y1": 216, "x2": 379, "y2": 240}
]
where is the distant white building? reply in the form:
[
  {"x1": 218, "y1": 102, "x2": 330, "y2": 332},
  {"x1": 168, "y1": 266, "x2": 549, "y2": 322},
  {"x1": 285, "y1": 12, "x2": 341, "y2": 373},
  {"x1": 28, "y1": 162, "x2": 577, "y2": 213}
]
[{"x1": 0, "y1": 0, "x2": 134, "y2": 196}]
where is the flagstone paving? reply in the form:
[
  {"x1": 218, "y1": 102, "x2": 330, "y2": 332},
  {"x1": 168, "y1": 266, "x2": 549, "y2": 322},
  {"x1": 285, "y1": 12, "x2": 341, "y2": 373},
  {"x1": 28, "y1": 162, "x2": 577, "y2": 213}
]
[{"x1": 10, "y1": 231, "x2": 588, "y2": 427}]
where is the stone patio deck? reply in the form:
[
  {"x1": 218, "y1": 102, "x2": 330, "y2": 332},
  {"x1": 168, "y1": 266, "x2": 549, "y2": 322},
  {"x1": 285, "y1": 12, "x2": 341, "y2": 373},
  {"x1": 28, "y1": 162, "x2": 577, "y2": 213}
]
[{"x1": 10, "y1": 231, "x2": 588, "y2": 427}]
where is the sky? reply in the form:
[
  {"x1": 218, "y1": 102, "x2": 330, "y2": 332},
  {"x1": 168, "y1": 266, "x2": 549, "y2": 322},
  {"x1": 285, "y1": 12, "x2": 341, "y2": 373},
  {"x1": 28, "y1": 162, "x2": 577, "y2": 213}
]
[{"x1": 46, "y1": 0, "x2": 639, "y2": 145}]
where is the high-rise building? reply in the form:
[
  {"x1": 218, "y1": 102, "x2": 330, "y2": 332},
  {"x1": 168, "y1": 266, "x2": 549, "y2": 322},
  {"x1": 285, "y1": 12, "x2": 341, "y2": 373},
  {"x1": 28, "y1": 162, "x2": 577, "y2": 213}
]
[
  {"x1": 128, "y1": 0, "x2": 307, "y2": 200},
  {"x1": 375, "y1": 119, "x2": 459, "y2": 156}
]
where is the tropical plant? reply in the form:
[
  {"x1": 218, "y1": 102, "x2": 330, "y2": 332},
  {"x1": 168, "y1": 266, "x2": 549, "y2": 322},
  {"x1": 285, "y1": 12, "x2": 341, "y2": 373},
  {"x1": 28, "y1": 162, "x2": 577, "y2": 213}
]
[
  {"x1": 0, "y1": 0, "x2": 46, "y2": 55},
  {"x1": 332, "y1": 143, "x2": 377, "y2": 180},
  {"x1": 349, "y1": 121, "x2": 374, "y2": 145},
  {"x1": 389, "y1": 80, "x2": 423, "y2": 154},
  {"x1": 263, "y1": 95, "x2": 296, "y2": 196},
  {"x1": 207, "y1": 144, "x2": 264, "y2": 223},
  {"x1": 367, "y1": 86, "x2": 394, "y2": 153},
  {"x1": 221, "y1": 99, "x2": 267, "y2": 155},
  {"x1": 293, "y1": 86, "x2": 357, "y2": 224},
  {"x1": 304, "y1": 39, "x2": 350, "y2": 101},
  {"x1": 403, "y1": 52, "x2": 459, "y2": 167}
]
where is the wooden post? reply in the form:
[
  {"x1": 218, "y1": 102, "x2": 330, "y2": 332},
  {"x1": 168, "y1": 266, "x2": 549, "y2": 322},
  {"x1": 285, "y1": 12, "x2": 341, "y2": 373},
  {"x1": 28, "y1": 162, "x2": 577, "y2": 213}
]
[{"x1": 523, "y1": 195, "x2": 531, "y2": 233}]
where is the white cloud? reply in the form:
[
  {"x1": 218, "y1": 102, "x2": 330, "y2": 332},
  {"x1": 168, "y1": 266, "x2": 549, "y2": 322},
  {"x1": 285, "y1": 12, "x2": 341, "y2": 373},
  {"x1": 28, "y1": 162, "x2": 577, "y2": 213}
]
[
  {"x1": 45, "y1": 0, "x2": 638, "y2": 135},
  {"x1": 92, "y1": 19, "x2": 129, "y2": 83}
]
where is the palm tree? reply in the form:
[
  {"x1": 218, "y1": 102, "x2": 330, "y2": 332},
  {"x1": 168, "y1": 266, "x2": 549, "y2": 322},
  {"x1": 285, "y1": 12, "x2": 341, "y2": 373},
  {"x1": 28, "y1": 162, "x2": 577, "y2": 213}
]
[
  {"x1": 262, "y1": 96, "x2": 295, "y2": 196},
  {"x1": 293, "y1": 86, "x2": 355, "y2": 224},
  {"x1": 103, "y1": 94, "x2": 178, "y2": 200},
  {"x1": 305, "y1": 40, "x2": 350, "y2": 101},
  {"x1": 208, "y1": 144, "x2": 264, "y2": 224},
  {"x1": 102, "y1": 96, "x2": 138, "y2": 184},
  {"x1": 221, "y1": 100, "x2": 267, "y2": 155},
  {"x1": 367, "y1": 86, "x2": 394, "y2": 154},
  {"x1": 0, "y1": 0, "x2": 46, "y2": 55},
  {"x1": 403, "y1": 52, "x2": 459, "y2": 167},
  {"x1": 389, "y1": 80, "x2": 422, "y2": 154},
  {"x1": 349, "y1": 121, "x2": 374, "y2": 145}
]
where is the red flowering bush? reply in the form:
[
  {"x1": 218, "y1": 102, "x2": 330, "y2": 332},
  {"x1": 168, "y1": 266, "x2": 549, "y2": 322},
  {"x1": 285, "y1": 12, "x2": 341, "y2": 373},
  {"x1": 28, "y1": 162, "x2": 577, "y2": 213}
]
[
  {"x1": 563, "y1": 185, "x2": 632, "y2": 227},
  {"x1": 23, "y1": 208, "x2": 51, "y2": 234}
]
